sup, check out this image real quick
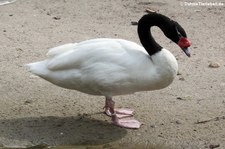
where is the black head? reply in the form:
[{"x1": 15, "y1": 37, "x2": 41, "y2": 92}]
[
  {"x1": 138, "y1": 12, "x2": 191, "y2": 57},
  {"x1": 163, "y1": 19, "x2": 191, "y2": 57}
]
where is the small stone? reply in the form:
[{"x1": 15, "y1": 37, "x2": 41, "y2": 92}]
[
  {"x1": 179, "y1": 77, "x2": 185, "y2": 81},
  {"x1": 176, "y1": 96, "x2": 191, "y2": 100},
  {"x1": 145, "y1": 8, "x2": 156, "y2": 13},
  {"x1": 177, "y1": 71, "x2": 182, "y2": 75},
  {"x1": 209, "y1": 144, "x2": 220, "y2": 149},
  {"x1": 46, "y1": 12, "x2": 51, "y2": 16},
  {"x1": 177, "y1": 97, "x2": 182, "y2": 100},
  {"x1": 3, "y1": 30, "x2": 6, "y2": 32},
  {"x1": 53, "y1": 16, "x2": 61, "y2": 20},
  {"x1": 158, "y1": 134, "x2": 164, "y2": 138},
  {"x1": 24, "y1": 100, "x2": 32, "y2": 104},
  {"x1": 175, "y1": 120, "x2": 182, "y2": 124},
  {"x1": 131, "y1": 21, "x2": 138, "y2": 25},
  {"x1": 56, "y1": 123, "x2": 63, "y2": 127},
  {"x1": 60, "y1": 132, "x2": 64, "y2": 135},
  {"x1": 16, "y1": 48, "x2": 23, "y2": 51},
  {"x1": 193, "y1": 46, "x2": 198, "y2": 49},
  {"x1": 150, "y1": 124, "x2": 156, "y2": 128},
  {"x1": 137, "y1": 133, "x2": 142, "y2": 136},
  {"x1": 9, "y1": 14, "x2": 13, "y2": 16},
  {"x1": 209, "y1": 62, "x2": 220, "y2": 68}
]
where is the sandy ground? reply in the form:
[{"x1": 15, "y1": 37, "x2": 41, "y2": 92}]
[{"x1": 0, "y1": 0, "x2": 225, "y2": 149}]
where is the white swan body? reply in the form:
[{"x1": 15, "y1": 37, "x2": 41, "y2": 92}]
[
  {"x1": 26, "y1": 13, "x2": 191, "y2": 129},
  {"x1": 26, "y1": 38, "x2": 178, "y2": 97}
]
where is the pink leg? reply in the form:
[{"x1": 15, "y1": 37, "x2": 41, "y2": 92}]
[
  {"x1": 104, "y1": 96, "x2": 142, "y2": 129},
  {"x1": 104, "y1": 97, "x2": 134, "y2": 118}
]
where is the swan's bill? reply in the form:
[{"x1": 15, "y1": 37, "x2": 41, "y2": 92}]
[{"x1": 183, "y1": 47, "x2": 191, "y2": 57}]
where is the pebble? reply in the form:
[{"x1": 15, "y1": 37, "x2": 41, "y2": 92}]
[
  {"x1": 145, "y1": 8, "x2": 157, "y2": 13},
  {"x1": 175, "y1": 120, "x2": 182, "y2": 124},
  {"x1": 177, "y1": 71, "x2": 182, "y2": 75},
  {"x1": 46, "y1": 11, "x2": 51, "y2": 16},
  {"x1": 16, "y1": 48, "x2": 23, "y2": 51},
  {"x1": 179, "y1": 77, "x2": 185, "y2": 81},
  {"x1": 209, "y1": 144, "x2": 220, "y2": 149},
  {"x1": 131, "y1": 21, "x2": 138, "y2": 25},
  {"x1": 53, "y1": 16, "x2": 61, "y2": 20},
  {"x1": 177, "y1": 97, "x2": 182, "y2": 100},
  {"x1": 158, "y1": 134, "x2": 164, "y2": 138},
  {"x1": 209, "y1": 62, "x2": 220, "y2": 68},
  {"x1": 193, "y1": 46, "x2": 198, "y2": 49},
  {"x1": 150, "y1": 124, "x2": 156, "y2": 128},
  {"x1": 177, "y1": 96, "x2": 191, "y2": 100},
  {"x1": 24, "y1": 100, "x2": 33, "y2": 105},
  {"x1": 136, "y1": 133, "x2": 141, "y2": 136}
]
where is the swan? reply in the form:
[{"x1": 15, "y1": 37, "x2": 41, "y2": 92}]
[{"x1": 26, "y1": 12, "x2": 191, "y2": 129}]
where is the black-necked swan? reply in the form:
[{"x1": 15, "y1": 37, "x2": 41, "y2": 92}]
[{"x1": 26, "y1": 12, "x2": 191, "y2": 129}]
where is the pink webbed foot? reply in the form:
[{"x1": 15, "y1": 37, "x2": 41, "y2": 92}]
[
  {"x1": 112, "y1": 114, "x2": 142, "y2": 129},
  {"x1": 105, "y1": 108, "x2": 134, "y2": 118},
  {"x1": 104, "y1": 96, "x2": 143, "y2": 129}
]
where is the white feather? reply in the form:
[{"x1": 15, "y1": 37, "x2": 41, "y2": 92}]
[
  {"x1": 26, "y1": 38, "x2": 178, "y2": 97},
  {"x1": 46, "y1": 43, "x2": 77, "y2": 57}
]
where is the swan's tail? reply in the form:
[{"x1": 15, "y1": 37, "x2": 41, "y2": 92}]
[
  {"x1": 25, "y1": 60, "x2": 49, "y2": 78},
  {"x1": 26, "y1": 43, "x2": 77, "y2": 74}
]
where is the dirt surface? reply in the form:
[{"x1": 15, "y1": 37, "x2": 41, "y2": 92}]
[{"x1": 0, "y1": 0, "x2": 225, "y2": 149}]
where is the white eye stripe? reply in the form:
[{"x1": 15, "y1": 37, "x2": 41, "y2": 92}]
[{"x1": 175, "y1": 26, "x2": 182, "y2": 37}]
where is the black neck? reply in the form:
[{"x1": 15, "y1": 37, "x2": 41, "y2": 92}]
[{"x1": 138, "y1": 13, "x2": 171, "y2": 56}]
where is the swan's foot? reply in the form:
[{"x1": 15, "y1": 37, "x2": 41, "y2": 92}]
[
  {"x1": 115, "y1": 108, "x2": 134, "y2": 118},
  {"x1": 112, "y1": 114, "x2": 142, "y2": 129},
  {"x1": 105, "y1": 108, "x2": 134, "y2": 118},
  {"x1": 104, "y1": 97, "x2": 134, "y2": 118},
  {"x1": 104, "y1": 96, "x2": 142, "y2": 129}
]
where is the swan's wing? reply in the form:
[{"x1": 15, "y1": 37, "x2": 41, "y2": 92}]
[
  {"x1": 76, "y1": 61, "x2": 130, "y2": 94},
  {"x1": 28, "y1": 38, "x2": 156, "y2": 95},
  {"x1": 46, "y1": 43, "x2": 77, "y2": 57},
  {"x1": 46, "y1": 39, "x2": 143, "y2": 71}
]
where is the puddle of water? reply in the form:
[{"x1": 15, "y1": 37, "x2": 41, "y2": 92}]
[{"x1": 0, "y1": 0, "x2": 16, "y2": 6}]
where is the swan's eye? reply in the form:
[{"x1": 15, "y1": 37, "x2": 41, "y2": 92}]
[
  {"x1": 175, "y1": 26, "x2": 183, "y2": 38},
  {"x1": 177, "y1": 31, "x2": 182, "y2": 38}
]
